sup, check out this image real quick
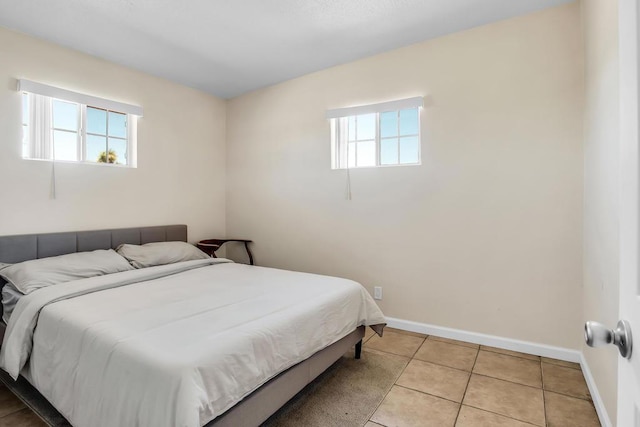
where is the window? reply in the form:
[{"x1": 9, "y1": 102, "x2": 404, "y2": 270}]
[
  {"x1": 328, "y1": 97, "x2": 423, "y2": 169},
  {"x1": 18, "y1": 79, "x2": 142, "y2": 166}
]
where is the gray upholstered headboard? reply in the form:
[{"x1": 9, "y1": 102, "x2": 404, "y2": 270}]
[
  {"x1": 0, "y1": 225, "x2": 187, "y2": 322},
  {"x1": 0, "y1": 225, "x2": 187, "y2": 264}
]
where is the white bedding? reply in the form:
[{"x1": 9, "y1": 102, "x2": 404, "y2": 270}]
[{"x1": 0, "y1": 259, "x2": 385, "y2": 427}]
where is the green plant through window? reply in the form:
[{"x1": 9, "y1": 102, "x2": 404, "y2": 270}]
[
  {"x1": 97, "y1": 149, "x2": 118, "y2": 163},
  {"x1": 87, "y1": 107, "x2": 128, "y2": 165}
]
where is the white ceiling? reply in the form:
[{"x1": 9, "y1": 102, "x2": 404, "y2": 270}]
[{"x1": 0, "y1": 0, "x2": 572, "y2": 99}]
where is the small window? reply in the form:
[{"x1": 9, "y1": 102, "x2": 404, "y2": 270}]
[
  {"x1": 18, "y1": 80, "x2": 142, "y2": 167},
  {"x1": 328, "y1": 97, "x2": 423, "y2": 169}
]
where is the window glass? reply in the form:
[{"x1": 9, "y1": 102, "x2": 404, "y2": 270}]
[
  {"x1": 380, "y1": 138, "x2": 399, "y2": 165},
  {"x1": 108, "y1": 138, "x2": 127, "y2": 165},
  {"x1": 108, "y1": 111, "x2": 127, "y2": 138},
  {"x1": 53, "y1": 130, "x2": 78, "y2": 161},
  {"x1": 347, "y1": 142, "x2": 356, "y2": 168},
  {"x1": 332, "y1": 105, "x2": 420, "y2": 169},
  {"x1": 348, "y1": 117, "x2": 356, "y2": 141},
  {"x1": 357, "y1": 140, "x2": 376, "y2": 167},
  {"x1": 380, "y1": 111, "x2": 398, "y2": 138},
  {"x1": 86, "y1": 134, "x2": 106, "y2": 163},
  {"x1": 356, "y1": 114, "x2": 375, "y2": 140},
  {"x1": 399, "y1": 108, "x2": 419, "y2": 136},
  {"x1": 52, "y1": 100, "x2": 78, "y2": 131},
  {"x1": 21, "y1": 93, "x2": 133, "y2": 166},
  {"x1": 399, "y1": 136, "x2": 419, "y2": 164},
  {"x1": 87, "y1": 107, "x2": 107, "y2": 135}
]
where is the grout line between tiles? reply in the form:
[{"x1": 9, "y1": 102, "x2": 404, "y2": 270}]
[
  {"x1": 363, "y1": 334, "x2": 580, "y2": 427},
  {"x1": 393, "y1": 384, "x2": 464, "y2": 406},
  {"x1": 427, "y1": 335, "x2": 479, "y2": 349},
  {"x1": 543, "y1": 390, "x2": 550, "y2": 427},
  {"x1": 0, "y1": 383, "x2": 49, "y2": 425},
  {"x1": 0, "y1": 407, "x2": 28, "y2": 421},
  {"x1": 542, "y1": 388, "x2": 594, "y2": 402},
  {"x1": 460, "y1": 403, "x2": 544, "y2": 427},
  {"x1": 541, "y1": 354, "x2": 548, "y2": 427},
  {"x1": 409, "y1": 336, "x2": 427, "y2": 359},
  {"x1": 0, "y1": 408, "x2": 49, "y2": 427},
  {"x1": 541, "y1": 360, "x2": 593, "y2": 401},
  {"x1": 541, "y1": 360, "x2": 582, "y2": 370},
  {"x1": 410, "y1": 356, "x2": 475, "y2": 374},
  {"x1": 471, "y1": 372, "x2": 545, "y2": 391},
  {"x1": 384, "y1": 328, "x2": 428, "y2": 340},
  {"x1": 365, "y1": 346, "x2": 412, "y2": 426},
  {"x1": 363, "y1": 331, "x2": 426, "y2": 359},
  {"x1": 453, "y1": 342, "x2": 480, "y2": 425},
  {"x1": 479, "y1": 346, "x2": 541, "y2": 362}
]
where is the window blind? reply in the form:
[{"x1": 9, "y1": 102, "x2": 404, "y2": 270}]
[
  {"x1": 17, "y1": 79, "x2": 143, "y2": 117},
  {"x1": 325, "y1": 96, "x2": 423, "y2": 119}
]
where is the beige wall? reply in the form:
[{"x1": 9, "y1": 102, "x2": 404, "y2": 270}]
[
  {"x1": 581, "y1": 0, "x2": 620, "y2": 424},
  {"x1": 1, "y1": 1, "x2": 617, "y2": 418},
  {"x1": 226, "y1": 3, "x2": 584, "y2": 348},
  {"x1": 0, "y1": 27, "x2": 226, "y2": 242}
]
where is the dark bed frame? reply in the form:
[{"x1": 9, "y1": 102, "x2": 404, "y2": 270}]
[{"x1": 0, "y1": 225, "x2": 365, "y2": 427}]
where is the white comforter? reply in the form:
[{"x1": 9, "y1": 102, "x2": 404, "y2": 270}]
[{"x1": 0, "y1": 259, "x2": 385, "y2": 427}]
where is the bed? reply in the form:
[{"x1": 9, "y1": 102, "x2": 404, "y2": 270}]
[{"x1": 0, "y1": 225, "x2": 385, "y2": 427}]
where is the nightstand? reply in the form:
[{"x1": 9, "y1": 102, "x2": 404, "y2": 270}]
[{"x1": 197, "y1": 239, "x2": 254, "y2": 265}]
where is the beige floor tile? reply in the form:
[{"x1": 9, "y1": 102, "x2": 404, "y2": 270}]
[
  {"x1": 386, "y1": 327, "x2": 427, "y2": 338},
  {"x1": 545, "y1": 391, "x2": 600, "y2": 427},
  {"x1": 365, "y1": 330, "x2": 425, "y2": 357},
  {"x1": 541, "y1": 357, "x2": 581, "y2": 370},
  {"x1": 0, "y1": 408, "x2": 47, "y2": 427},
  {"x1": 396, "y1": 359, "x2": 470, "y2": 402},
  {"x1": 456, "y1": 405, "x2": 535, "y2": 427},
  {"x1": 365, "y1": 422, "x2": 384, "y2": 427},
  {"x1": 0, "y1": 384, "x2": 26, "y2": 418},
  {"x1": 363, "y1": 347, "x2": 412, "y2": 364},
  {"x1": 479, "y1": 346, "x2": 540, "y2": 362},
  {"x1": 473, "y1": 351, "x2": 542, "y2": 388},
  {"x1": 414, "y1": 340, "x2": 478, "y2": 371},
  {"x1": 542, "y1": 363, "x2": 590, "y2": 400},
  {"x1": 371, "y1": 385, "x2": 459, "y2": 427},
  {"x1": 462, "y1": 374, "x2": 545, "y2": 426},
  {"x1": 364, "y1": 326, "x2": 376, "y2": 342},
  {"x1": 428, "y1": 335, "x2": 479, "y2": 349}
]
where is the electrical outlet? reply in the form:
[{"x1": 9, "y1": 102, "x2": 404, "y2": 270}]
[{"x1": 374, "y1": 286, "x2": 383, "y2": 300}]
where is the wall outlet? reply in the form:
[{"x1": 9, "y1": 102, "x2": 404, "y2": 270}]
[{"x1": 374, "y1": 286, "x2": 383, "y2": 300}]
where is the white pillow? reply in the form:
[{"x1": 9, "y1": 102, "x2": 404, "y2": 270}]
[
  {"x1": 116, "y1": 241, "x2": 210, "y2": 268},
  {"x1": 0, "y1": 249, "x2": 134, "y2": 294}
]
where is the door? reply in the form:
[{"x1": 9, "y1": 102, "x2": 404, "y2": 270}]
[{"x1": 618, "y1": 0, "x2": 640, "y2": 425}]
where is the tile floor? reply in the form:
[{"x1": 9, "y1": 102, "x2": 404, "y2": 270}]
[
  {"x1": 363, "y1": 328, "x2": 601, "y2": 427},
  {"x1": 0, "y1": 384, "x2": 46, "y2": 427},
  {"x1": 0, "y1": 327, "x2": 602, "y2": 427}
]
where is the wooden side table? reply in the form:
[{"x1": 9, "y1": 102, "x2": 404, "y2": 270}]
[{"x1": 197, "y1": 239, "x2": 254, "y2": 265}]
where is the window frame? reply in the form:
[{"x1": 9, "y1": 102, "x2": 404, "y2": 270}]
[
  {"x1": 22, "y1": 92, "x2": 135, "y2": 167},
  {"x1": 331, "y1": 106, "x2": 422, "y2": 170}
]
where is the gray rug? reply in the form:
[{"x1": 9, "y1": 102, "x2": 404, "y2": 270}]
[
  {"x1": 262, "y1": 349, "x2": 408, "y2": 427},
  {"x1": 0, "y1": 349, "x2": 407, "y2": 427}
]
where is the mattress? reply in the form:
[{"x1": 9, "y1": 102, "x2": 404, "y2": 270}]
[{"x1": 0, "y1": 259, "x2": 385, "y2": 427}]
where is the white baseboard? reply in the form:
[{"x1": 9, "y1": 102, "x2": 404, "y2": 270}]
[
  {"x1": 580, "y1": 352, "x2": 613, "y2": 427},
  {"x1": 385, "y1": 316, "x2": 611, "y2": 427},
  {"x1": 386, "y1": 316, "x2": 581, "y2": 361}
]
